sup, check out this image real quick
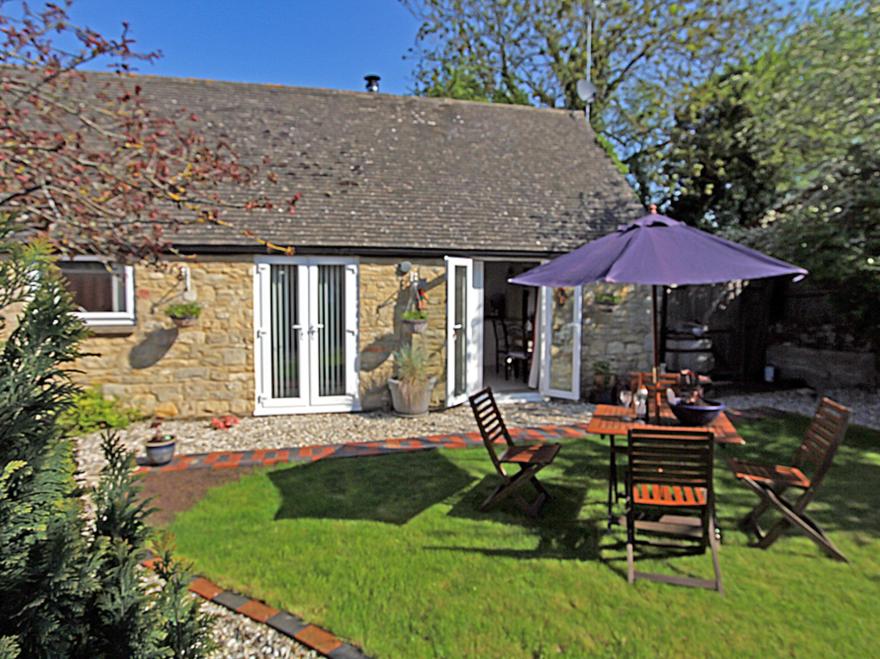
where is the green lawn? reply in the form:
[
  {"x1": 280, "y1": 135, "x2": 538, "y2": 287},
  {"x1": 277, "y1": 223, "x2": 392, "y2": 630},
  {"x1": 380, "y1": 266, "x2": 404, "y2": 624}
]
[{"x1": 170, "y1": 415, "x2": 880, "y2": 658}]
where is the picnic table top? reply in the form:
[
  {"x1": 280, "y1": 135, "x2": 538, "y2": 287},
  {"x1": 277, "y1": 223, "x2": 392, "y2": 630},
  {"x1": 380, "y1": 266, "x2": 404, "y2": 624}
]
[{"x1": 586, "y1": 403, "x2": 745, "y2": 446}]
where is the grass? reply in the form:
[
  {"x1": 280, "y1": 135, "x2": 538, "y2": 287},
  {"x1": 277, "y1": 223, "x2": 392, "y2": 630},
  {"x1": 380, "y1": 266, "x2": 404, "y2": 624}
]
[{"x1": 169, "y1": 414, "x2": 880, "y2": 658}]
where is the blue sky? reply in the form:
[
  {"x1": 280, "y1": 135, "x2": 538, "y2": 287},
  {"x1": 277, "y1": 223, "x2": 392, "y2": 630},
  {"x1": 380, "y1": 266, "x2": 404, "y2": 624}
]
[{"x1": 68, "y1": 1, "x2": 422, "y2": 95}]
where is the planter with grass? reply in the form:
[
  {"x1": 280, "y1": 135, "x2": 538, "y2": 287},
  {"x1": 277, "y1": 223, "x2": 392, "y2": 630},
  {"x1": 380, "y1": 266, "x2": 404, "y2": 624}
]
[
  {"x1": 165, "y1": 301, "x2": 202, "y2": 328},
  {"x1": 388, "y1": 345, "x2": 436, "y2": 416},
  {"x1": 401, "y1": 309, "x2": 428, "y2": 333}
]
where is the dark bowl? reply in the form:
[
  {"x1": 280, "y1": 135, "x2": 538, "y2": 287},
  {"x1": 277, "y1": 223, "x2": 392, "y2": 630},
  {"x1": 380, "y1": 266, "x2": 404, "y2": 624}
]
[{"x1": 670, "y1": 399, "x2": 726, "y2": 427}]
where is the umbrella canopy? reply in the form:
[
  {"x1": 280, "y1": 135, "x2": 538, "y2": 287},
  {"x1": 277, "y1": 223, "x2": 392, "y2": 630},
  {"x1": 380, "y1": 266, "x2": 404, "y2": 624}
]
[
  {"x1": 510, "y1": 206, "x2": 807, "y2": 376},
  {"x1": 510, "y1": 208, "x2": 806, "y2": 288}
]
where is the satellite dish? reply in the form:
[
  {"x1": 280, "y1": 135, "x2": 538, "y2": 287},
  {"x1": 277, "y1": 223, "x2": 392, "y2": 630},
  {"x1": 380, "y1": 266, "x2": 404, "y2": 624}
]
[{"x1": 576, "y1": 79, "x2": 596, "y2": 102}]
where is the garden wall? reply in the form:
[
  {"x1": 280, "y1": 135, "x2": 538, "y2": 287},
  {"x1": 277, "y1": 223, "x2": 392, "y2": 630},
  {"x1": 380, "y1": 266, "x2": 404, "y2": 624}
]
[{"x1": 580, "y1": 283, "x2": 653, "y2": 393}]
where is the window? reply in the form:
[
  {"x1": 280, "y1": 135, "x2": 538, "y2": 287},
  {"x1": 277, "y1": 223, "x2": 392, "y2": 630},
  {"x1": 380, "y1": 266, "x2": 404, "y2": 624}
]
[{"x1": 58, "y1": 260, "x2": 135, "y2": 326}]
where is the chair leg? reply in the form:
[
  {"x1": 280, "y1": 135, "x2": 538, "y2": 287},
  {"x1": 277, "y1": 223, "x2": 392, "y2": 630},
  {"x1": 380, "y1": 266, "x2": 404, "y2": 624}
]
[
  {"x1": 626, "y1": 505, "x2": 636, "y2": 585},
  {"x1": 758, "y1": 488, "x2": 848, "y2": 562},
  {"x1": 708, "y1": 515, "x2": 724, "y2": 594},
  {"x1": 626, "y1": 541, "x2": 635, "y2": 585}
]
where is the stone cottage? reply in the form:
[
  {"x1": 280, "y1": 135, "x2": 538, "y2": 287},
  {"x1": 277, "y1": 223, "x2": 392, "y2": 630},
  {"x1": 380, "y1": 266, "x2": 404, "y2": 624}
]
[{"x1": 29, "y1": 73, "x2": 653, "y2": 418}]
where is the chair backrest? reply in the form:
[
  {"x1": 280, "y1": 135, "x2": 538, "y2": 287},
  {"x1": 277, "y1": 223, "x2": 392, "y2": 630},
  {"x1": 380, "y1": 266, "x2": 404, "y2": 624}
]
[
  {"x1": 794, "y1": 397, "x2": 850, "y2": 487},
  {"x1": 627, "y1": 427, "x2": 715, "y2": 502},
  {"x1": 505, "y1": 321, "x2": 529, "y2": 352},
  {"x1": 491, "y1": 318, "x2": 509, "y2": 353},
  {"x1": 469, "y1": 388, "x2": 514, "y2": 475}
]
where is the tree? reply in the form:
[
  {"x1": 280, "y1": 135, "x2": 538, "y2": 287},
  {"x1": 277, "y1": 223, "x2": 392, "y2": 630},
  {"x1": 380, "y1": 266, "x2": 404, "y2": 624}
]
[
  {"x1": 659, "y1": 1, "x2": 879, "y2": 346},
  {"x1": 0, "y1": 1, "x2": 298, "y2": 261},
  {"x1": 402, "y1": 0, "x2": 803, "y2": 197},
  {"x1": 0, "y1": 215, "x2": 215, "y2": 656}
]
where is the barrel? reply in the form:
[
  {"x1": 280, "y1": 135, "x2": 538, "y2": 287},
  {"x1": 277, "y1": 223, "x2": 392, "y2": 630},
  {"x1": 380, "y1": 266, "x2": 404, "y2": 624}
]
[{"x1": 665, "y1": 334, "x2": 715, "y2": 373}]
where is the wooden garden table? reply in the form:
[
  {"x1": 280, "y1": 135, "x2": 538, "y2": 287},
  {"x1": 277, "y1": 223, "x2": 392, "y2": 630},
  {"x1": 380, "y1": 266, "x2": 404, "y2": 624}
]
[{"x1": 586, "y1": 403, "x2": 744, "y2": 527}]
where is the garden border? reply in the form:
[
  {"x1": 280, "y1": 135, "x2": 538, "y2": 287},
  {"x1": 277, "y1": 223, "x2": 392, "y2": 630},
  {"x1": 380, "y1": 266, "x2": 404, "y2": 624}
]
[{"x1": 134, "y1": 422, "x2": 591, "y2": 474}]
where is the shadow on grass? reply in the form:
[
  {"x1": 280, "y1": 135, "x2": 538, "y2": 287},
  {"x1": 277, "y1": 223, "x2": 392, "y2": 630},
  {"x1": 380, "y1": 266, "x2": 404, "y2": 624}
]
[
  {"x1": 429, "y1": 461, "x2": 602, "y2": 561},
  {"x1": 269, "y1": 450, "x2": 474, "y2": 525}
]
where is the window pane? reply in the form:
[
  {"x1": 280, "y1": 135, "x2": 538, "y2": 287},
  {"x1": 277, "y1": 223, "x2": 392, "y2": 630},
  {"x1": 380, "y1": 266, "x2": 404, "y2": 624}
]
[{"x1": 59, "y1": 262, "x2": 126, "y2": 313}]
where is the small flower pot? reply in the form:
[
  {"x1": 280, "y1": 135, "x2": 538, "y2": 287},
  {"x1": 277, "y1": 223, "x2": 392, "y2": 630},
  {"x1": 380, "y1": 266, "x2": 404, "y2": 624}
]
[
  {"x1": 403, "y1": 318, "x2": 428, "y2": 334},
  {"x1": 171, "y1": 317, "x2": 197, "y2": 328},
  {"x1": 145, "y1": 438, "x2": 176, "y2": 466}
]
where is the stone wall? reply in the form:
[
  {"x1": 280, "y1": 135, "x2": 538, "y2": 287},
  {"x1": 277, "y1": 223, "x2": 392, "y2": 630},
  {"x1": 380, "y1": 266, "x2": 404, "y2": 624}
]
[
  {"x1": 358, "y1": 258, "x2": 447, "y2": 410},
  {"x1": 2, "y1": 254, "x2": 451, "y2": 419},
  {"x1": 73, "y1": 257, "x2": 255, "y2": 418},
  {"x1": 580, "y1": 283, "x2": 653, "y2": 393}
]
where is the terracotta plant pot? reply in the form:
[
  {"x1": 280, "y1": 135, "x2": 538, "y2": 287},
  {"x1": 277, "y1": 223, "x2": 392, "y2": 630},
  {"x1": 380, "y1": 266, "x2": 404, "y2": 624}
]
[
  {"x1": 145, "y1": 438, "x2": 176, "y2": 466},
  {"x1": 171, "y1": 317, "x2": 197, "y2": 328},
  {"x1": 403, "y1": 318, "x2": 428, "y2": 334},
  {"x1": 388, "y1": 376, "x2": 437, "y2": 416}
]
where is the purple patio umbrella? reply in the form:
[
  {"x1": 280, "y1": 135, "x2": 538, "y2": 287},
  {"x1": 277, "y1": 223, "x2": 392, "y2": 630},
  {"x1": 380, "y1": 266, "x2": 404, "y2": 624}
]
[{"x1": 510, "y1": 205, "x2": 807, "y2": 374}]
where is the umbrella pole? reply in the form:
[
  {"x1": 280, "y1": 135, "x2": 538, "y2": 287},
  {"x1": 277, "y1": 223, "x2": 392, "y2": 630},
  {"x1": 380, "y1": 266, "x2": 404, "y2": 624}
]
[{"x1": 651, "y1": 285, "x2": 660, "y2": 382}]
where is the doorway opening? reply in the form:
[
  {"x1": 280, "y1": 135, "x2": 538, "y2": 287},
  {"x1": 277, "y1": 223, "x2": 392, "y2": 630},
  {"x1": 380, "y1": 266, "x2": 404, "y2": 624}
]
[{"x1": 481, "y1": 261, "x2": 541, "y2": 398}]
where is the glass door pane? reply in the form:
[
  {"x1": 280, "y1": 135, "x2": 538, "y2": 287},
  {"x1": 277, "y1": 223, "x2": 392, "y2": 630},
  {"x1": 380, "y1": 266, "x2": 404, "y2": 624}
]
[
  {"x1": 549, "y1": 288, "x2": 575, "y2": 390},
  {"x1": 316, "y1": 264, "x2": 346, "y2": 398},
  {"x1": 270, "y1": 264, "x2": 301, "y2": 399},
  {"x1": 541, "y1": 286, "x2": 582, "y2": 400},
  {"x1": 453, "y1": 264, "x2": 468, "y2": 397}
]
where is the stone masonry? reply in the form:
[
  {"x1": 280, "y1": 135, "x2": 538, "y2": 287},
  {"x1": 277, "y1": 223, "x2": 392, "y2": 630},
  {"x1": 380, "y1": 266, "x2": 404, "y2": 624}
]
[
  {"x1": 358, "y1": 258, "x2": 447, "y2": 410},
  {"x1": 581, "y1": 283, "x2": 653, "y2": 392},
  {"x1": 73, "y1": 257, "x2": 255, "y2": 418}
]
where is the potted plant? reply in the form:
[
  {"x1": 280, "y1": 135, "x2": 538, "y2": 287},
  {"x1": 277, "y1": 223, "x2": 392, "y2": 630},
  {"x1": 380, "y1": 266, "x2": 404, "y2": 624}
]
[
  {"x1": 387, "y1": 344, "x2": 437, "y2": 416},
  {"x1": 401, "y1": 309, "x2": 428, "y2": 333},
  {"x1": 165, "y1": 301, "x2": 202, "y2": 328},
  {"x1": 593, "y1": 360, "x2": 612, "y2": 390},
  {"x1": 595, "y1": 291, "x2": 620, "y2": 311},
  {"x1": 145, "y1": 421, "x2": 176, "y2": 466}
]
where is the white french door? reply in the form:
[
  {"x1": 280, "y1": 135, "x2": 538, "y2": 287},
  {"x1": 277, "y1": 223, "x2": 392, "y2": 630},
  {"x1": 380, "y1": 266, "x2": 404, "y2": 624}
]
[
  {"x1": 445, "y1": 257, "x2": 483, "y2": 406},
  {"x1": 540, "y1": 285, "x2": 582, "y2": 400},
  {"x1": 254, "y1": 257, "x2": 359, "y2": 414}
]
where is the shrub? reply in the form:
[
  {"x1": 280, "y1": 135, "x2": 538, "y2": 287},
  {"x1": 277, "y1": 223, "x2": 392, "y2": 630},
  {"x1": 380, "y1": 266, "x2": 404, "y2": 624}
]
[
  {"x1": 165, "y1": 301, "x2": 202, "y2": 319},
  {"x1": 0, "y1": 216, "x2": 213, "y2": 656},
  {"x1": 59, "y1": 387, "x2": 145, "y2": 435}
]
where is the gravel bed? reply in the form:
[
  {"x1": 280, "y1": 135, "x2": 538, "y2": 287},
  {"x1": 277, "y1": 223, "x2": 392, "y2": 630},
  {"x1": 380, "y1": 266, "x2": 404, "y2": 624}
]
[
  {"x1": 76, "y1": 399, "x2": 596, "y2": 485},
  {"x1": 203, "y1": 601, "x2": 318, "y2": 659},
  {"x1": 722, "y1": 387, "x2": 880, "y2": 430}
]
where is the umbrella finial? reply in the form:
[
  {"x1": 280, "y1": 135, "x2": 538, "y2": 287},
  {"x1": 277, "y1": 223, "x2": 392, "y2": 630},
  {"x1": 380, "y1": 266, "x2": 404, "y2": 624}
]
[{"x1": 649, "y1": 203, "x2": 658, "y2": 214}]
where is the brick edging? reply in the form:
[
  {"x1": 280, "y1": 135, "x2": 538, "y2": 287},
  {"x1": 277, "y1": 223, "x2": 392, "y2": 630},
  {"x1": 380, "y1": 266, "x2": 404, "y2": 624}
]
[
  {"x1": 136, "y1": 422, "x2": 591, "y2": 474},
  {"x1": 142, "y1": 555, "x2": 368, "y2": 658}
]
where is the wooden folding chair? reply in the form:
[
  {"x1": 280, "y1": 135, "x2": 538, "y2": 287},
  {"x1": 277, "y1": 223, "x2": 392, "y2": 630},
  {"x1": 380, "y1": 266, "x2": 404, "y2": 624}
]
[
  {"x1": 625, "y1": 427, "x2": 722, "y2": 592},
  {"x1": 469, "y1": 388, "x2": 560, "y2": 517},
  {"x1": 729, "y1": 397, "x2": 850, "y2": 562}
]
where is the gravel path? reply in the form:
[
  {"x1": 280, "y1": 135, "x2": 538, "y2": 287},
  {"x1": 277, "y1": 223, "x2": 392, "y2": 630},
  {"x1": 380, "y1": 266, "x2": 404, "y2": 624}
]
[
  {"x1": 723, "y1": 387, "x2": 879, "y2": 430},
  {"x1": 76, "y1": 399, "x2": 596, "y2": 485},
  {"x1": 203, "y1": 601, "x2": 318, "y2": 659}
]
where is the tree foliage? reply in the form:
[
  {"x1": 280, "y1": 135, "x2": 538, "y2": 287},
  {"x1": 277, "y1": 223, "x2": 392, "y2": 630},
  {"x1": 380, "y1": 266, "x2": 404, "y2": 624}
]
[
  {"x1": 0, "y1": 1, "x2": 298, "y2": 261},
  {"x1": 660, "y1": 1, "x2": 879, "y2": 345},
  {"x1": 403, "y1": 0, "x2": 798, "y2": 190}
]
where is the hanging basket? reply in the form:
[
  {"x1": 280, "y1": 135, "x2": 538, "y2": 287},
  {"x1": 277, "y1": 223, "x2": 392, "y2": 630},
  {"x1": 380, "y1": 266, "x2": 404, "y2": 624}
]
[
  {"x1": 403, "y1": 318, "x2": 428, "y2": 333},
  {"x1": 171, "y1": 316, "x2": 198, "y2": 328}
]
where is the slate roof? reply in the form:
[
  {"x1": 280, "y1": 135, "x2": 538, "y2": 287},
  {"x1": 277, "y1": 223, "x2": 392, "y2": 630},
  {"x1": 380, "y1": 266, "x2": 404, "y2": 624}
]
[{"x1": 119, "y1": 73, "x2": 643, "y2": 256}]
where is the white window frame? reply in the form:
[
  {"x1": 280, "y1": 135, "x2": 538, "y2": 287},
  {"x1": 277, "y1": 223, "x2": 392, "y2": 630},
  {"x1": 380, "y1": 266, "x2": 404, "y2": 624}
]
[{"x1": 60, "y1": 256, "x2": 136, "y2": 326}]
